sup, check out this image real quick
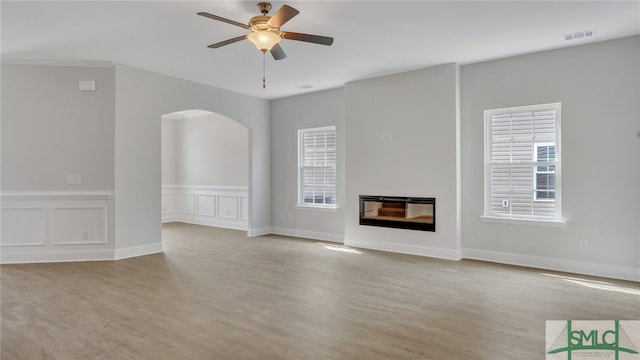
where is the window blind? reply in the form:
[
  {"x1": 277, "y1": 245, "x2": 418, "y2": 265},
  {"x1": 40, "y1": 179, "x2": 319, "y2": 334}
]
[
  {"x1": 299, "y1": 127, "x2": 336, "y2": 206},
  {"x1": 486, "y1": 104, "x2": 560, "y2": 219}
]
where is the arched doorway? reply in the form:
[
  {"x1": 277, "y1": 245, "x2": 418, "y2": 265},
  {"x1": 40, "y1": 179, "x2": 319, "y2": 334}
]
[{"x1": 161, "y1": 109, "x2": 250, "y2": 235}]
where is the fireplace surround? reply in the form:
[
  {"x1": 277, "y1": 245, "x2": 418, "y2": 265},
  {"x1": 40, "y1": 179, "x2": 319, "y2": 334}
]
[{"x1": 359, "y1": 195, "x2": 435, "y2": 232}]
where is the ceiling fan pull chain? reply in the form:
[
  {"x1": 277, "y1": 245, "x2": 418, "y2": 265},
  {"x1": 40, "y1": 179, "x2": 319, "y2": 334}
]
[{"x1": 262, "y1": 50, "x2": 267, "y2": 89}]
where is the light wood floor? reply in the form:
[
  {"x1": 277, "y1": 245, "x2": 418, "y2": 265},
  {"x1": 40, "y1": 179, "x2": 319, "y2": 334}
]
[{"x1": 2, "y1": 223, "x2": 639, "y2": 359}]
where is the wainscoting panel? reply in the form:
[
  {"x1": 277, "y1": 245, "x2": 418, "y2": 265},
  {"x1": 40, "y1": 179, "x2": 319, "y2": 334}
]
[
  {"x1": 218, "y1": 196, "x2": 238, "y2": 219},
  {"x1": 161, "y1": 193, "x2": 175, "y2": 214},
  {"x1": 53, "y1": 206, "x2": 108, "y2": 245},
  {"x1": 196, "y1": 195, "x2": 216, "y2": 217},
  {"x1": 162, "y1": 186, "x2": 248, "y2": 231},
  {"x1": 0, "y1": 191, "x2": 115, "y2": 263},
  {"x1": 0, "y1": 208, "x2": 47, "y2": 246},
  {"x1": 176, "y1": 194, "x2": 196, "y2": 215},
  {"x1": 240, "y1": 197, "x2": 249, "y2": 221}
]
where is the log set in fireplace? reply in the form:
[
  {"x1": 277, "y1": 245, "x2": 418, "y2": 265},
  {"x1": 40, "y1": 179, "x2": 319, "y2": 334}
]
[{"x1": 359, "y1": 195, "x2": 435, "y2": 231}]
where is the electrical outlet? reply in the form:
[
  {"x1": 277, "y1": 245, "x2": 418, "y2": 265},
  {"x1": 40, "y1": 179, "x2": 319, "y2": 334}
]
[
  {"x1": 502, "y1": 200, "x2": 510, "y2": 208},
  {"x1": 579, "y1": 239, "x2": 589, "y2": 251}
]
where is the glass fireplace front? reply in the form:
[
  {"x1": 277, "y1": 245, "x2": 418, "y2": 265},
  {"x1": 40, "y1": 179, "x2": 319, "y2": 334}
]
[{"x1": 359, "y1": 195, "x2": 435, "y2": 232}]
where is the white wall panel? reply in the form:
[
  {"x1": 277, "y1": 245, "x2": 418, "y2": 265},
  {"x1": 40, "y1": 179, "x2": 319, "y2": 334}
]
[
  {"x1": 240, "y1": 197, "x2": 249, "y2": 221},
  {"x1": 161, "y1": 186, "x2": 247, "y2": 230},
  {"x1": 218, "y1": 196, "x2": 238, "y2": 219},
  {"x1": 197, "y1": 195, "x2": 216, "y2": 216},
  {"x1": 0, "y1": 208, "x2": 47, "y2": 246},
  {"x1": 0, "y1": 191, "x2": 114, "y2": 263},
  {"x1": 53, "y1": 206, "x2": 107, "y2": 245},
  {"x1": 176, "y1": 194, "x2": 195, "y2": 214},
  {"x1": 161, "y1": 194, "x2": 175, "y2": 214}
]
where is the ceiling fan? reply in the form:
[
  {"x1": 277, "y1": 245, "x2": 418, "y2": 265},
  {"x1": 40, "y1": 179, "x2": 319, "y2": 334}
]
[{"x1": 197, "y1": 2, "x2": 334, "y2": 62}]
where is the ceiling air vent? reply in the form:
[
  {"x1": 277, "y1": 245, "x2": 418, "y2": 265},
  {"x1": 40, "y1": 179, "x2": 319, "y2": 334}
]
[{"x1": 564, "y1": 29, "x2": 596, "y2": 41}]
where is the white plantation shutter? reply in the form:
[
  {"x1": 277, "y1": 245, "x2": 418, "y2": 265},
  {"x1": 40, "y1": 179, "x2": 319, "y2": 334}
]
[
  {"x1": 298, "y1": 126, "x2": 337, "y2": 207},
  {"x1": 485, "y1": 103, "x2": 561, "y2": 220}
]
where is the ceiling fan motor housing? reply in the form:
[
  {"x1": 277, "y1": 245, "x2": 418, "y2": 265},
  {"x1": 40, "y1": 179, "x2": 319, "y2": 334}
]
[{"x1": 250, "y1": 15, "x2": 276, "y2": 32}]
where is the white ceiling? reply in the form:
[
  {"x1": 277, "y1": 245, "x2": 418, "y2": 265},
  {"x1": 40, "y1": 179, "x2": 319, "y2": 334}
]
[{"x1": 2, "y1": 1, "x2": 639, "y2": 100}]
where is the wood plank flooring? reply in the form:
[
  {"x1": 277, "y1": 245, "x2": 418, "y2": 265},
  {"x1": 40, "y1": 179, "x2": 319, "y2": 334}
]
[{"x1": 2, "y1": 222, "x2": 639, "y2": 359}]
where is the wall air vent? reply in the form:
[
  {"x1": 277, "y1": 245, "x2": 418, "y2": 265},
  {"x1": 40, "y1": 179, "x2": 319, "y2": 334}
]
[{"x1": 564, "y1": 29, "x2": 596, "y2": 41}]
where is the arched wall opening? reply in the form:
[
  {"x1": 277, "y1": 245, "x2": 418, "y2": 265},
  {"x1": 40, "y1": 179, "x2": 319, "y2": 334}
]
[{"x1": 161, "y1": 109, "x2": 250, "y2": 232}]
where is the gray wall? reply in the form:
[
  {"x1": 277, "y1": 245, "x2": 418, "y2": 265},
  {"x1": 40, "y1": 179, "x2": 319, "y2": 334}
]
[
  {"x1": 344, "y1": 64, "x2": 461, "y2": 258},
  {"x1": 1, "y1": 64, "x2": 115, "y2": 191},
  {"x1": 163, "y1": 113, "x2": 249, "y2": 187},
  {"x1": 161, "y1": 117, "x2": 178, "y2": 186},
  {"x1": 461, "y1": 36, "x2": 640, "y2": 274},
  {"x1": 270, "y1": 88, "x2": 345, "y2": 240},
  {"x1": 114, "y1": 64, "x2": 271, "y2": 251}
]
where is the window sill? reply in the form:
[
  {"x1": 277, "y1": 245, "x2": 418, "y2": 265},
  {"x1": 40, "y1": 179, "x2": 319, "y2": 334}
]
[
  {"x1": 480, "y1": 215, "x2": 567, "y2": 228},
  {"x1": 295, "y1": 204, "x2": 339, "y2": 212}
]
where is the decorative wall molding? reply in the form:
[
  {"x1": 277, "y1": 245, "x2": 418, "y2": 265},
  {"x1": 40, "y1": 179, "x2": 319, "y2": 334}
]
[
  {"x1": 1, "y1": 191, "x2": 114, "y2": 264},
  {"x1": 462, "y1": 248, "x2": 640, "y2": 283},
  {"x1": 162, "y1": 185, "x2": 248, "y2": 231},
  {"x1": 1, "y1": 190, "x2": 114, "y2": 200}
]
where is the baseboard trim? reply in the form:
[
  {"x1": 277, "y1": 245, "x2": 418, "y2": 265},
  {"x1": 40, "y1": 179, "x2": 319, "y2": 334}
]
[
  {"x1": 462, "y1": 248, "x2": 640, "y2": 282},
  {"x1": 162, "y1": 215, "x2": 179, "y2": 223},
  {"x1": 1, "y1": 249, "x2": 115, "y2": 264},
  {"x1": 114, "y1": 242, "x2": 164, "y2": 260},
  {"x1": 247, "y1": 227, "x2": 272, "y2": 237},
  {"x1": 271, "y1": 227, "x2": 343, "y2": 243},
  {"x1": 0, "y1": 242, "x2": 164, "y2": 264},
  {"x1": 345, "y1": 238, "x2": 463, "y2": 261},
  {"x1": 166, "y1": 217, "x2": 248, "y2": 231}
]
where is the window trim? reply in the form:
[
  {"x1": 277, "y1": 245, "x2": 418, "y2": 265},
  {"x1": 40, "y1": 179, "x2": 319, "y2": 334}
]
[
  {"x1": 483, "y1": 102, "x2": 562, "y2": 223},
  {"x1": 297, "y1": 126, "x2": 337, "y2": 210}
]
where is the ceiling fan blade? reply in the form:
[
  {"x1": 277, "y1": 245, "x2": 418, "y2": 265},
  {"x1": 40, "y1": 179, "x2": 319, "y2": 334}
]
[
  {"x1": 267, "y1": 5, "x2": 299, "y2": 28},
  {"x1": 270, "y1": 43, "x2": 287, "y2": 60},
  {"x1": 197, "y1": 12, "x2": 250, "y2": 29},
  {"x1": 280, "y1": 32, "x2": 334, "y2": 46},
  {"x1": 207, "y1": 35, "x2": 248, "y2": 49}
]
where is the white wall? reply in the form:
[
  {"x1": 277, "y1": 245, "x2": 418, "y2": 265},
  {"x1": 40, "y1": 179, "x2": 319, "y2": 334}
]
[
  {"x1": 461, "y1": 35, "x2": 640, "y2": 280},
  {"x1": 114, "y1": 64, "x2": 271, "y2": 257},
  {"x1": 1, "y1": 64, "x2": 115, "y2": 191},
  {"x1": 270, "y1": 88, "x2": 345, "y2": 242},
  {"x1": 174, "y1": 113, "x2": 248, "y2": 187},
  {"x1": 344, "y1": 64, "x2": 461, "y2": 259},
  {"x1": 161, "y1": 117, "x2": 177, "y2": 186}
]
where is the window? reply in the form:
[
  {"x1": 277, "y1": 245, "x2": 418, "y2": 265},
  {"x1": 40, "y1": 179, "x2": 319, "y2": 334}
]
[
  {"x1": 484, "y1": 103, "x2": 561, "y2": 221},
  {"x1": 534, "y1": 143, "x2": 556, "y2": 200},
  {"x1": 298, "y1": 126, "x2": 336, "y2": 208}
]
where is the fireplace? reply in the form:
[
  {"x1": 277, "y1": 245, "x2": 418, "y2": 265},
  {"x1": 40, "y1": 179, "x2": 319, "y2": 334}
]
[{"x1": 359, "y1": 195, "x2": 435, "y2": 231}]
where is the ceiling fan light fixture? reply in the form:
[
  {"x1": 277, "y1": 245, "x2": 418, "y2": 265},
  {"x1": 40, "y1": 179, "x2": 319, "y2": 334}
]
[{"x1": 247, "y1": 31, "x2": 281, "y2": 51}]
